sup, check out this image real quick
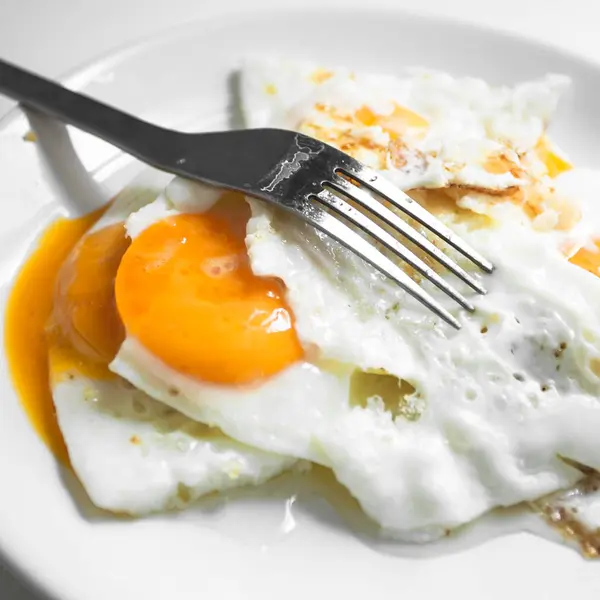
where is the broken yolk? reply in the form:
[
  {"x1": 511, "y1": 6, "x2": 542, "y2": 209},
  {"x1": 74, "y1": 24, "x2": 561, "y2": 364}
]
[
  {"x1": 115, "y1": 193, "x2": 304, "y2": 385},
  {"x1": 570, "y1": 242, "x2": 600, "y2": 276},
  {"x1": 49, "y1": 222, "x2": 130, "y2": 381},
  {"x1": 4, "y1": 205, "x2": 109, "y2": 464}
]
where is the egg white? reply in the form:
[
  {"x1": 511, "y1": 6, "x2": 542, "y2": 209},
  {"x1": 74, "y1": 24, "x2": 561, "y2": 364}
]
[
  {"x1": 52, "y1": 175, "x2": 294, "y2": 515},
  {"x1": 53, "y1": 373, "x2": 293, "y2": 515}
]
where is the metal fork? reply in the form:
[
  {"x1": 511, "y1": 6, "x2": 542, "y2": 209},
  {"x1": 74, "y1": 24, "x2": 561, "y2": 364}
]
[{"x1": 0, "y1": 59, "x2": 493, "y2": 328}]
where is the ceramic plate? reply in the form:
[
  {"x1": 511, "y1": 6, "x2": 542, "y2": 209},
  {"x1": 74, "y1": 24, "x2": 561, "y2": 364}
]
[{"x1": 1, "y1": 8, "x2": 600, "y2": 600}]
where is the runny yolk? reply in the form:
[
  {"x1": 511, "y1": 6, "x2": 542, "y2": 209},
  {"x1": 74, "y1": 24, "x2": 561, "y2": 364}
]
[
  {"x1": 115, "y1": 193, "x2": 304, "y2": 385},
  {"x1": 4, "y1": 206, "x2": 108, "y2": 464},
  {"x1": 50, "y1": 222, "x2": 130, "y2": 379}
]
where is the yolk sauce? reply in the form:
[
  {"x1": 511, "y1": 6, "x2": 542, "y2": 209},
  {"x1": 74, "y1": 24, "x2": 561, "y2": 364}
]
[{"x1": 5, "y1": 206, "x2": 112, "y2": 464}]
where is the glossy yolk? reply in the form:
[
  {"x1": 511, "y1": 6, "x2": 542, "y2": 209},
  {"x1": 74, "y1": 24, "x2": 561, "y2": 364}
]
[
  {"x1": 115, "y1": 193, "x2": 304, "y2": 385},
  {"x1": 4, "y1": 206, "x2": 107, "y2": 464},
  {"x1": 51, "y1": 222, "x2": 129, "y2": 379}
]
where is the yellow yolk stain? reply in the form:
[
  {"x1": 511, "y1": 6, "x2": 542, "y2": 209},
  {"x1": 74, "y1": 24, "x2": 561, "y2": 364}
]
[
  {"x1": 483, "y1": 138, "x2": 572, "y2": 181},
  {"x1": 570, "y1": 242, "x2": 600, "y2": 276},
  {"x1": 5, "y1": 202, "x2": 131, "y2": 463},
  {"x1": 310, "y1": 69, "x2": 334, "y2": 84},
  {"x1": 383, "y1": 104, "x2": 429, "y2": 136},
  {"x1": 5, "y1": 207, "x2": 105, "y2": 463},
  {"x1": 300, "y1": 103, "x2": 428, "y2": 169},
  {"x1": 355, "y1": 106, "x2": 378, "y2": 127},
  {"x1": 483, "y1": 153, "x2": 523, "y2": 177},
  {"x1": 116, "y1": 193, "x2": 304, "y2": 385},
  {"x1": 355, "y1": 105, "x2": 428, "y2": 132},
  {"x1": 537, "y1": 136, "x2": 572, "y2": 178}
]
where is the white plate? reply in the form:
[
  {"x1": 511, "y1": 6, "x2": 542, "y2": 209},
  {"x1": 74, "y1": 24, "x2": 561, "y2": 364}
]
[{"x1": 2, "y1": 8, "x2": 600, "y2": 600}]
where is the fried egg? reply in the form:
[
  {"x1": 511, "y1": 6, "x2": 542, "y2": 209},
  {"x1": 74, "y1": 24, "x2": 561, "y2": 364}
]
[
  {"x1": 111, "y1": 178, "x2": 349, "y2": 458},
  {"x1": 48, "y1": 173, "x2": 293, "y2": 515},
  {"x1": 108, "y1": 62, "x2": 600, "y2": 542},
  {"x1": 10, "y1": 59, "x2": 599, "y2": 542},
  {"x1": 241, "y1": 59, "x2": 600, "y2": 258},
  {"x1": 241, "y1": 57, "x2": 568, "y2": 191}
]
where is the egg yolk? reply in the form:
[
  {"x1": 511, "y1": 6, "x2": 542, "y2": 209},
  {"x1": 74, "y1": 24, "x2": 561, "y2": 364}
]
[
  {"x1": 536, "y1": 135, "x2": 572, "y2": 178},
  {"x1": 115, "y1": 193, "x2": 304, "y2": 385},
  {"x1": 570, "y1": 242, "x2": 600, "y2": 276},
  {"x1": 4, "y1": 206, "x2": 108, "y2": 464},
  {"x1": 49, "y1": 222, "x2": 130, "y2": 380},
  {"x1": 53, "y1": 223, "x2": 129, "y2": 364}
]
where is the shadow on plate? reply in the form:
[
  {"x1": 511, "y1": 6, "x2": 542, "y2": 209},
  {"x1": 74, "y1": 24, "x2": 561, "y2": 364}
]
[
  {"x1": 26, "y1": 110, "x2": 112, "y2": 217},
  {"x1": 227, "y1": 71, "x2": 245, "y2": 130},
  {"x1": 57, "y1": 457, "x2": 558, "y2": 559}
]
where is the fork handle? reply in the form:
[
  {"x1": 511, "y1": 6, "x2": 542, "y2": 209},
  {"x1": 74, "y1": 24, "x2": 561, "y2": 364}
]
[{"x1": 0, "y1": 58, "x2": 175, "y2": 165}]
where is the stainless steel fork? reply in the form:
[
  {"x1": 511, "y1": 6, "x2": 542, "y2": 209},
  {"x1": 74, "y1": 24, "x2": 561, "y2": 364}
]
[{"x1": 0, "y1": 59, "x2": 493, "y2": 329}]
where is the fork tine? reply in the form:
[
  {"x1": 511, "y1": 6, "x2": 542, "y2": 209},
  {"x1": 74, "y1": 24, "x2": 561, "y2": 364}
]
[
  {"x1": 290, "y1": 200, "x2": 461, "y2": 329},
  {"x1": 328, "y1": 174, "x2": 487, "y2": 295},
  {"x1": 316, "y1": 188, "x2": 474, "y2": 312},
  {"x1": 338, "y1": 162, "x2": 495, "y2": 274}
]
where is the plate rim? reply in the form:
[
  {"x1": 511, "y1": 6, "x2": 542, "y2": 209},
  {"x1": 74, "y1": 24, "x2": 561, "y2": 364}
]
[{"x1": 4, "y1": 4, "x2": 600, "y2": 133}]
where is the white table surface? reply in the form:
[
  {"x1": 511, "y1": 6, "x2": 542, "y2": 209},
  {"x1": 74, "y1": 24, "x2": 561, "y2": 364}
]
[{"x1": 1, "y1": 0, "x2": 599, "y2": 597}]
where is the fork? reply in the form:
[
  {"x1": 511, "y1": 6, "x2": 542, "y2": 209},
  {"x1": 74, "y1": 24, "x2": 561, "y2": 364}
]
[{"x1": 0, "y1": 59, "x2": 493, "y2": 329}]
